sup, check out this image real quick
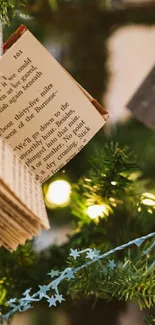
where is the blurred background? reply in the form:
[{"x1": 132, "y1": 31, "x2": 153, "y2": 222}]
[{"x1": 2, "y1": 0, "x2": 155, "y2": 324}]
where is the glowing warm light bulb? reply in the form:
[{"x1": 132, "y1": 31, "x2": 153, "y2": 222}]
[
  {"x1": 141, "y1": 192, "x2": 155, "y2": 206},
  {"x1": 148, "y1": 209, "x2": 153, "y2": 214},
  {"x1": 46, "y1": 180, "x2": 71, "y2": 207},
  {"x1": 87, "y1": 204, "x2": 109, "y2": 219},
  {"x1": 111, "y1": 181, "x2": 117, "y2": 186}
]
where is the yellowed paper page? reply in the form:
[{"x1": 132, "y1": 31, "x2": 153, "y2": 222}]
[
  {"x1": 0, "y1": 138, "x2": 49, "y2": 229},
  {"x1": 0, "y1": 30, "x2": 105, "y2": 183}
]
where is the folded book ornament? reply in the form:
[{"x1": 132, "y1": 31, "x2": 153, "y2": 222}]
[
  {"x1": 0, "y1": 25, "x2": 108, "y2": 251},
  {"x1": 127, "y1": 65, "x2": 155, "y2": 130}
]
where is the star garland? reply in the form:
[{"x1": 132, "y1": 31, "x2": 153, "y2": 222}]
[{"x1": 1, "y1": 231, "x2": 155, "y2": 321}]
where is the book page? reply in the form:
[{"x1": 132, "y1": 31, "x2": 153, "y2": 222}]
[
  {"x1": 0, "y1": 30, "x2": 105, "y2": 183},
  {"x1": 127, "y1": 65, "x2": 155, "y2": 130},
  {"x1": 0, "y1": 137, "x2": 49, "y2": 229}
]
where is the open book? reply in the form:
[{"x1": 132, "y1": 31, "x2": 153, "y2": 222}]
[{"x1": 0, "y1": 26, "x2": 108, "y2": 251}]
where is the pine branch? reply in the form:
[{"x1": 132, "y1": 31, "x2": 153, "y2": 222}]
[
  {"x1": 67, "y1": 251, "x2": 155, "y2": 311},
  {"x1": 145, "y1": 308, "x2": 155, "y2": 325},
  {"x1": 0, "y1": 243, "x2": 68, "y2": 314},
  {"x1": 0, "y1": 142, "x2": 154, "y2": 319},
  {"x1": 0, "y1": 0, "x2": 25, "y2": 24},
  {"x1": 71, "y1": 143, "x2": 140, "y2": 225},
  {"x1": 70, "y1": 142, "x2": 155, "y2": 247}
]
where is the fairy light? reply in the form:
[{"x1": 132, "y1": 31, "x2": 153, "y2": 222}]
[
  {"x1": 45, "y1": 180, "x2": 71, "y2": 207},
  {"x1": 87, "y1": 204, "x2": 109, "y2": 220},
  {"x1": 111, "y1": 181, "x2": 117, "y2": 186},
  {"x1": 141, "y1": 192, "x2": 155, "y2": 207}
]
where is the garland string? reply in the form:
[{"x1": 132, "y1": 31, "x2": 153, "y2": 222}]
[{"x1": 1, "y1": 231, "x2": 155, "y2": 321}]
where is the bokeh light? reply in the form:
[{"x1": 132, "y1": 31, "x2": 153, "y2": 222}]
[
  {"x1": 87, "y1": 204, "x2": 109, "y2": 220},
  {"x1": 45, "y1": 180, "x2": 71, "y2": 208},
  {"x1": 141, "y1": 192, "x2": 155, "y2": 207}
]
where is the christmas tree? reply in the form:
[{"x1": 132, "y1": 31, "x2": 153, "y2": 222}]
[{"x1": 0, "y1": 1, "x2": 155, "y2": 325}]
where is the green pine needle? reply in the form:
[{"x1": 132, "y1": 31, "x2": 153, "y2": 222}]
[
  {"x1": 0, "y1": 0, "x2": 24, "y2": 24},
  {"x1": 67, "y1": 252, "x2": 155, "y2": 311},
  {"x1": 0, "y1": 142, "x2": 154, "y2": 321},
  {"x1": 145, "y1": 308, "x2": 155, "y2": 325},
  {"x1": 70, "y1": 142, "x2": 139, "y2": 226}
]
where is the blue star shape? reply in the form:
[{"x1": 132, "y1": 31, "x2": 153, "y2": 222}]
[
  {"x1": 55, "y1": 294, "x2": 65, "y2": 303},
  {"x1": 48, "y1": 270, "x2": 59, "y2": 278},
  {"x1": 66, "y1": 269, "x2": 75, "y2": 280},
  {"x1": 70, "y1": 249, "x2": 80, "y2": 260},
  {"x1": 7, "y1": 298, "x2": 16, "y2": 307},
  {"x1": 86, "y1": 249, "x2": 97, "y2": 260},
  {"x1": 21, "y1": 288, "x2": 38, "y2": 302},
  {"x1": 23, "y1": 288, "x2": 32, "y2": 297},
  {"x1": 38, "y1": 285, "x2": 50, "y2": 299},
  {"x1": 134, "y1": 238, "x2": 145, "y2": 247},
  {"x1": 48, "y1": 296, "x2": 57, "y2": 307},
  {"x1": 93, "y1": 249, "x2": 100, "y2": 257},
  {"x1": 21, "y1": 293, "x2": 32, "y2": 301},
  {"x1": 108, "y1": 260, "x2": 116, "y2": 270}
]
